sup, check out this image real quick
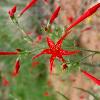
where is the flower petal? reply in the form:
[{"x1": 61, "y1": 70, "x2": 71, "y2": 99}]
[
  {"x1": 50, "y1": 6, "x2": 60, "y2": 24},
  {"x1": 49, "y1": 55, "x2": 56, "y2": 74},
  {"x1": 0, "y1": 51, "x2": 18, "y2": 55},
  {"x1": 60, "y1": 49, "x2": 80, "y2": 56},
  {"x1": 19, "y1": 0, "x2": 37, "y2": 16},
  {"x1": 2, "y1": 77, "x2": 9, "y2": 86},
  {"x1": 12, "y1": 58, "x2": 20, "y2": 77},
  {"x1": 56, "y1": 31, "x2": 70, "y2": 49},
  {"x1": 32, "y1": 49, "x2": 51, "y2": 60},
  {"x1": 47, "y1": 37, "x2": 55, "y2": 49}
]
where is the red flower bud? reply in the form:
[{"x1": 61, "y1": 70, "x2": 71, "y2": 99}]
[
  {"x1": 8, "y1": 5, "x2": 16, "y2": 17},
  {"x1": 43, "y1": 91, "x2": 49, "y2": 96},
  {"x1": 50, "y1": 6, "x2": 61, "y2": 24},
  {"x1": 19, "y1": 0, "x2": 37, "y2": 17},
  {"x1": 12, "y1": 58, "x2": 20, "y2": 77},
  {"x1": 2, "y1": 77, "x2": 9, "y2": 86},
  {"x1": 81, "y1": 26, "x2": 92, "y2": 33},
  {"x1": 66, "y1": 3, "x2": 100, "y2": 31},
  {"x1": 0, "y1": 51, "x2": 18, "y2": 55}
]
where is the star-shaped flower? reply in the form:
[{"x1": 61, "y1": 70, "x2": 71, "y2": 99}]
[{"x1": 32, "y1": 31, "x2": 80, "y2": 74}]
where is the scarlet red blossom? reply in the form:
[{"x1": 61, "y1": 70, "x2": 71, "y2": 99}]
[
  {"x1": 50, "y1": 6, "x2": 61, "y2": 24},
  {"x1": 81, "y1": 26, "x2": 92, "y2": 32},
  {"x1": 2, "y1": 77, "x2": 9, "y2": 86},
  {"x1": 66, "y1": 3, "x2": 100, "y2": 31},
  {"x1": 43, "y1": 0, "x2": 49, "y2": 4},
  {"x1": 67, "y1": 16, "x2": 74, "y2": 23},
  {"x1": 19, "y1": 0, "x2": 37, "y2": 17},
  {"x1": 0, "y1": 51, "x2": 18, "y2": 55},
  {"x1": 32, "y1": 61, "x2": 39, "y2": 68},
  {"x1": 32, "y1": 31, "x2": 80, "y2": 74},
  {"x1": 12, "y1": 58, "x2": 20, "y2": 77},
  {"x1": 8, "y1": 5, "x2": 16, "y2": 17},
  {"x1": 36, "y1": 35, "x2": 42, "y2": 42},
  {"x1": 81, "y1": 70, "x2": 100, "y2": 85},
  {"x1": 43, "y1": 91, "x2": 50, "y2": 96}
]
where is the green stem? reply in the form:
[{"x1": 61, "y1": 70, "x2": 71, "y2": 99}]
[{"x1": 11, "y1": 16, "x2": 33, "y2": 43}]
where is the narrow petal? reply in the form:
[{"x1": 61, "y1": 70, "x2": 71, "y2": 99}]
[
  {"x1": 60, "y1": 49, "x2": 80, "y2": 56},
  {"x1": 81, "y1": 70, "x2": 100, "y2": 85},
  {"x1": 32, "y1": 49, "x2": 51, "y2": 60},
  {"x1": 66, "y1": 3, "x2": 100, "y2": 31},
  {"x1": 47, "y1": 37, "x2": 55, "y2": 49},
  {"x1": 0, "y1": 51, "x2": 18, "y2": 55},
  {"x1": 56, "y1": 31, "x2": 70, "y2": 49},
  {"x1": 19, "y1": 0, "x2": 37, "y2": 16},
  {"x1": 50, "y1": 6, "x2": 61, "y2": 24},
  {"x1": 12, "y1": 58, "x2": 20, "y2": 77},
  {"x1": 49, "y1": 55, "x2": 56, "y2": 74}
]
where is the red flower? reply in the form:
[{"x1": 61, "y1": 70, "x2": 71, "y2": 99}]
[
  {"x1": 43, "y1": 0, "x2": 49, "y2": 4},
  {"x1": 66, "y1": 3, "x2": 100, "y2": 31},
  {"x1": 0, "y1": 51, "x2": 18, "y2": 55},
  {"x1": 32, "y1": 31, "x2": 80, "y2": 74},
  {"x1": 81, "y1": 26, "x2": 92, "y2": 33},
  {"x1": 12, "y1": 58, "x2": 20, "y2": 77},
  {"x1": 50, "y1": 6, "x2": 61, "y2": 24},
  {"x1": 43, "y1": 91, "x2": 50, "y2": 96},
  {"x1": 19, "y1": 0, "x2": 37, "y2": 17},
  {"x1": 2, "y1": 77, "x2": 9, "y2": 86},
  {"x1": 8, "y1": 5, "x2": 16, "y2": 17},
  {"x1": 81, "y1": 70, "x2": 100, "y2": 85},
  {"x1": 67, "y1": 16, "x2": 74, "y2": 23},
  {"x1": 36, "y1": 35, "x2": 42, "y2": 42},
  {"x1": 32, "y1": 61, "x2": 39, "y2": 68}
]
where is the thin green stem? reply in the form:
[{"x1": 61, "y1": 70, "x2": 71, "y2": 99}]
[{"x1": 11, "y1": 17, "x2": 33, "y2": 43}]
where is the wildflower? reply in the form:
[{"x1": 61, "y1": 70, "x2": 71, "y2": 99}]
[
  {"x1": 66, "y1": 3, "x2": 100, "y2": 31},
  {"x1": 81, "y1": 70, "x2": 100, "y2": 85},
  {"x1": 2, "y1": 77, "x2": 9, "y2": 86},
  {"x1": 43, "y1": 91, "x2": 49, "y2": 96},
  {"x1": 0, "y1": 51, "x2": 18, "y2": 55},
  {"x1": 8, "y1": 5, "x2": 16, "y2": 17},
  {"x1": 12, "y1": 58, "x2": 20, "y2": 77},
  {"x1": 49, "y1": 6, "x2": 61, "y2": 24},
  {"x1": 67, "y1": 16, "x2": 74, "y2": 23},
  {"x1": 32, "y1": 61, "x2": 39, "y2": 68},
  {"x1": 19, "y1": 0, "x2": 37, "y2": 17},
  {"x1": 81, "y1": 26, "x2": 92, "y2": 32},
  {"x1": 47, "y1": 80, "x2": 52, "y2": 87},
  {"x1": 32, "y1": 31, "x2": 80, "y2": 74},
  {"x1": 36, "y1": 35, "x2": 42, "y2": 42},
  {"x1": 80, "y1": 95, "x2": 85, "y2": 99},
  {"x1": 43, "y1": 0, "x2": 49, "y2": 4}
]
